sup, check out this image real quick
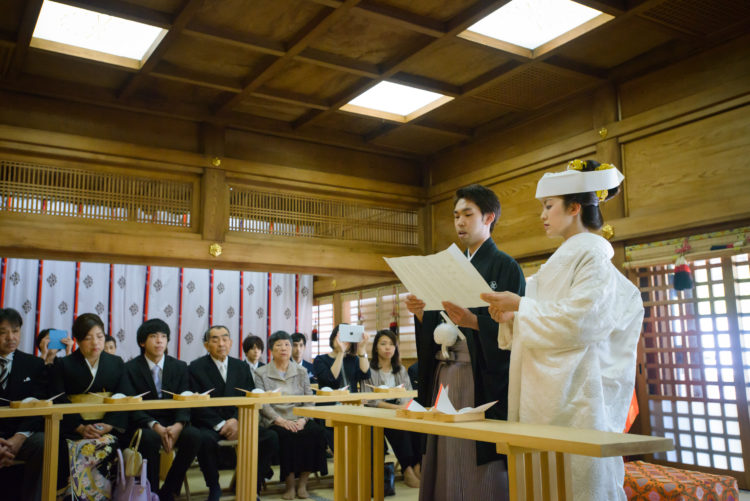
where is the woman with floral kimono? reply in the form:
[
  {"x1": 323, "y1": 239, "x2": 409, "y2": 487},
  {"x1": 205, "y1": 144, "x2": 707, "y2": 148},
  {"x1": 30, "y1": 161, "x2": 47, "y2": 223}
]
[{"x1": 481, "y1": 160, "x2": 645, "y2": 501}]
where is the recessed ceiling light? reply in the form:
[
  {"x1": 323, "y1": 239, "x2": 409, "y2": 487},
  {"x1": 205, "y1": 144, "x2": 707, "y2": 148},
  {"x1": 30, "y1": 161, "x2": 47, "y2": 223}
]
[
  {"x1": 31, "y1": 0, "x2": 167, "y2": 69},
  {"x1": 460, "y1": 0, "x2": 612, "y2": 57},
  {"x1": 340, "y1": 81, "x2": 452, "y2": 123}
]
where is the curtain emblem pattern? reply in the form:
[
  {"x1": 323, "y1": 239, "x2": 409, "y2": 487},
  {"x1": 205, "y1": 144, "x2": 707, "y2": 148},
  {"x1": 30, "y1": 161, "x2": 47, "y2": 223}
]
[
  {"x1": 217, "y1": 282, "x2": 225, "y2": 294},
  {"x1": 163, "y1": 305, "x2": 173, "y2": 318},
  {"x1": 47, "y1": 273, "x2": 57, "y2": 287},
  {"x1": 83, "y1": 275, "x2": 94, "y2": 288},
  {"x1": 95, "y1": 302, "x2": 105, "y2": 316},
  {"x1": 196, "y1": 305, "x2": 205, "y2": 318},
  {"x1": 274, "y1": 285, "x2": 282, "y2": 296},
  {"x1": 186, "y1": 281, "x2": 195, "y2": 293},
  {"x1": 129, "y1": 303, "x2": 139, "y2": 316},
  {"x1": 301, "y1": 286, "x2": 309, "y2": 297},
  {"x1": 117, "y1": 276, "x2": 126, "y2": 289},
  {"x1": 247, "y1": 284, "x2": 255, "y2": 295},
  {"x1": 58, "y1": 301, "x2": 68, "y2": 315},
  {"x1": 226, "y1": 306, "x2": 235, "y2": 318},
  {"x1": 153, "y1": 279, "x2": 163, "y2": 292},
  {"x1": 284, "y1": 308, "x2": 291, "y2": 320},
  {"x1": 256, "y1": 307, "x2": 264, "y2": 318},
  {"x1": 22, "y1": 300, "x2": 32, "y2": 314},
  {"x1": 9, "y1": 272, "x2": 20, "y2": 286}
]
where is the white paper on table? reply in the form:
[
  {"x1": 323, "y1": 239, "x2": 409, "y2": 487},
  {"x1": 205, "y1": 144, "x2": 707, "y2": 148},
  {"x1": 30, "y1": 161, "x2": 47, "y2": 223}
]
[
  {"x1": 384, "y1": 244, "x2": 492, "y2": 311},
  {"x1": 433, "y1": 384, "x2": 497, "y2": 415},
  {"x1": 404, "y1": 399, "x2": 427, "y2": 412}
]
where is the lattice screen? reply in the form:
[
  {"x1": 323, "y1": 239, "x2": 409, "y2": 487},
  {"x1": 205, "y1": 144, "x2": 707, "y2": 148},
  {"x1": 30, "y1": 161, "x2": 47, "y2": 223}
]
[
  {"x1": 0, "y1": 160, "x2": 193, "y2": 227},
  {"x1": 228, "y1": 187, "x2": 419, "y2": 247},
  {"x1": 631, "y1": 252, "x2": 750, "y2": 487}
]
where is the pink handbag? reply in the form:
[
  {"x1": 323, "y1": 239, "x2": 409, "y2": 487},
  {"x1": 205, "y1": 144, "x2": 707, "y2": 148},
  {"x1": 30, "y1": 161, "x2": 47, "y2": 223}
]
[{"x1": 113, "y1": 448, "x2": 159, "y2": 501}]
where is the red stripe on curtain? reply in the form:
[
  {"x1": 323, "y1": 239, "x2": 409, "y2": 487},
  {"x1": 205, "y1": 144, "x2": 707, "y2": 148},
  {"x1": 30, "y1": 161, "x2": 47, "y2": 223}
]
[
  {"x1": 0, "y1": 258, "x2": 7, "y2": 307},
  {"x1": 108, "y1": 264, "x2": 114, "y2": 334},
  {"x1": 267, "y1": 273, "x2": 272, "y2": 363},
  {"x1": 73, "y1": 262, "x2": 81, "y2": 320},
  {"x1": 177, "y1": 268, "x2": 184, "y2": 360},
  {"x1": 33, "y1": 260, "x2": 44, "y2": 356},
  {"x1": 295, "y1": 274, "x2": 299, "y2": 332},
  {"x1": 143, "y1": 266, "x2": 151, "y2": 321},
  {"x1": 239, "y1": 272, "x2": 244, "y2": 359},
  {"x1": 209, "y1": 269, "x2": 214, "y2": 326}
]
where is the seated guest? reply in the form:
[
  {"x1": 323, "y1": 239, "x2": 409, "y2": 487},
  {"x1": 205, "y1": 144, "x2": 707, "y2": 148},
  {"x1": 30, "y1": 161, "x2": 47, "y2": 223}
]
[
  {"x1": 50, "y1": 313, "x2": 131, "y2": 499},
  {"x1": 0, "y1": 308, "x2": 46, "y2": 501},
  {"x1": 189, "y1": 325, "x2": 278, "y2": 501},
  {"x1": 103, "y1": 335, "x2": 117, "y2": 356},
  {"x1": 36, "y1": 328, "x2": 73, "y2": 365},
  {"x1": 312, "y1": 324, "x2": 370, "y2": 392},
  {"x1": 124, "y1": 319, "x2": 201, "y2": 501},
  {"x1": 365, "y1": 329, "x2": 422, "y2": 488},
  {"x1": 407, "y1": 361, "x2": 419, "y2": 392},
  {"x1": 242, "y1": 334, "x2": 265, "y2": 374},
  {"x1": 291, "y1": 332, "x2": 316, "y2": 384},
  {"x1": 254, "y1": 331, "x2": 327, "y2": 500}
]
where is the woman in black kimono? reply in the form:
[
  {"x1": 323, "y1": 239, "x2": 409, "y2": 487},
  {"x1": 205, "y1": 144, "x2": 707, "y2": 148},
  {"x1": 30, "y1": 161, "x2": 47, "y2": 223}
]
[{"x1": 50, "y1": 313, "x2": 132, "y2": 500}]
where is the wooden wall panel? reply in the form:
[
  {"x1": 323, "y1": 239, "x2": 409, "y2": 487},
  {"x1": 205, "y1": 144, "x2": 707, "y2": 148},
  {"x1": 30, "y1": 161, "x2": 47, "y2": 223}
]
[
  {"x1": 429, "y1": 93, "x2": 595, "y2": 186},
  {"x1": 624, "y1": 104, "x2": 750, "y2": 219},
  {"x1": 225, "y1": 128, "x2": 423, "y2": 186},
  {"x1": 619, "y1": 33, "x2": 750, "y2": 119},
  {"x1": 0, "y1": 91, "x2": 201, "y2": 153}
]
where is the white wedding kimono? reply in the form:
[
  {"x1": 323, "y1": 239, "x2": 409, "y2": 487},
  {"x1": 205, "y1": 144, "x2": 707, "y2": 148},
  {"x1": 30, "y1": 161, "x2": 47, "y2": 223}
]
[{"x1": 499, "y1": 232, "x2": 644, "y2": 500}]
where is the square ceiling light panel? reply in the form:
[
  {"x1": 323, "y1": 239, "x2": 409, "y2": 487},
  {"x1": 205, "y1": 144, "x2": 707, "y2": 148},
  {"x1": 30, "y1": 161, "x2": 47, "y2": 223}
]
[
  {"x1": 460, "y1": 0, "x2": 613, "y2": 58},
  {"x1": 31, "y1": 0, "x2": 167, "y2": 69},
  {"x1": 340, "y1": 81, "x2": 453, "y2": 123}
]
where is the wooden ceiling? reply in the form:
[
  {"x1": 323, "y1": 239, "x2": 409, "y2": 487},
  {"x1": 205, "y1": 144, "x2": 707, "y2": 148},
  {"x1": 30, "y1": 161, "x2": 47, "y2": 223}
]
[{"x1": 1, "y1": 0, "x2": 749, "y2": 160}]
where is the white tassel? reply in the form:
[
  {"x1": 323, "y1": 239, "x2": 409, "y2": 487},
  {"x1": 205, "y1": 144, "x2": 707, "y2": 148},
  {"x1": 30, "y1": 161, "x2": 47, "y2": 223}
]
[{"x1": 434, "y1": 312, "x2": 464, "y2": 358}]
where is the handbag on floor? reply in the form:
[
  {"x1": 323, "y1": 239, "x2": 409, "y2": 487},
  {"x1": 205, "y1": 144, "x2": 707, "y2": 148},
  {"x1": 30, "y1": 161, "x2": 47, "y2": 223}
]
[
  {"x1": 122, "y1": 429, "x2": 143, "y2": 477},
  {"x1": 384, "y1": 461, "x2": 396, "y2": 497},
  {"x1": 113, "y1": 449, "x2": 158, "y2": 501}
]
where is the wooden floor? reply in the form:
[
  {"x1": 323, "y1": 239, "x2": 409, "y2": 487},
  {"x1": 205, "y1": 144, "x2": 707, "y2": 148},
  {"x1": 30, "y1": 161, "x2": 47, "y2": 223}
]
[{"x1": 182, "y1": 452, "x2": 421, "y2": 501}]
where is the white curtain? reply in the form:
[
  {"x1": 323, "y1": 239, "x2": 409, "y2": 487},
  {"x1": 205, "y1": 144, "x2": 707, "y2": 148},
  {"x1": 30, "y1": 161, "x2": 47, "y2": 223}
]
[
  {"x1": 298, "y1": 275, "x2": 314, "y2": 361},
  {"x1": 147, "y1": 266, "x2": 181, "y2": 357},
  {"x1": 179, "y1": 268, "x2": 210, "y2": 362},
  {"x1": 212, "y1": 269, "x2": 240, "y2": 353},
  {"x1": 270, "y1": 273, "x2": 296, "y2": 338},
  {"x1": 1, "y1": 258, "x2": 311, "y2": 365},
  {"x1": 38, "y1": 260, "x2": 76, "y2": 345},
  {"x1": 240, "y1": 271, "x2": 268, "y2": 361},
  {"x1": 110, "y1": 264, "x2": 147, "y2": 362},
  {"x1": 3, "y1": 258, "x2": 40, "y2": 354},
  {"x1": 77, "y1": 262, "x2": 110, "y2": 335}
]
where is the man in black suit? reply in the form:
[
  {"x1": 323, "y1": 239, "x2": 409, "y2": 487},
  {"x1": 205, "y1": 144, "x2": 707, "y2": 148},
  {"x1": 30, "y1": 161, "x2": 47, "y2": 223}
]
[
  {"x1": 0, "y1": 308, "x2": 46, "y2": 501},
  {"x1": 189, "y1": 325, "x2": 278, "y2": 501},
  {"x1": 125, "y1": 318, "x2": 201, "y2": 501},
  {"x1": 291, "y1": 332, "x2": 316, "y2": 384}
]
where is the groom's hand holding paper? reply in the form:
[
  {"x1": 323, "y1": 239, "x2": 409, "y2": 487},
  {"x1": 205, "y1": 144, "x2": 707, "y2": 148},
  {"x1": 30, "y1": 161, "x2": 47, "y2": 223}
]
[{"x1": 384, "y1": 244, "x2": 493, "y2": 311}]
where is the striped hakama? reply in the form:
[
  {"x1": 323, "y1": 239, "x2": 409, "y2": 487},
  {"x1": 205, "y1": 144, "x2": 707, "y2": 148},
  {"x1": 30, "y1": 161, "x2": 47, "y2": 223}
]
[{"x1": 418, "y1": 340, "x2": 509, "y2": 501}]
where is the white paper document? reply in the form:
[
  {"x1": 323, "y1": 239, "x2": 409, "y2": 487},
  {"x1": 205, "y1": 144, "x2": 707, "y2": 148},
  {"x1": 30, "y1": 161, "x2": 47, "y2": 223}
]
[
  {"x1": 433, "y1": 384, "x2": 496, "y2": 415},
  {"x1": 384, "y1": 244, "x2": 492, "y2": 310}
]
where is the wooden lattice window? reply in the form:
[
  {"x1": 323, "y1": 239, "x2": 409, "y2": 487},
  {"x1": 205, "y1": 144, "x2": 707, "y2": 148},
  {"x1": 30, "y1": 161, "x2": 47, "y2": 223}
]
[
  {"x1": 228, "y1": 187, "x2": 419, "y2": 247},
  {"x1": 311, "y1": 296, "x2": 334, "y2": 359},
  {"x1": 0, "y1": 160, "x2": 194, "y2": 227},
  {"x1": 631, "y1": 252, "x2": 750, "y2": 487}
]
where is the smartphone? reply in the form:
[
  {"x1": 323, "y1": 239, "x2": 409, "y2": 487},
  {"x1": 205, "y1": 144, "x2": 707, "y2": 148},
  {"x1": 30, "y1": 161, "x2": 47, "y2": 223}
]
[
  {"x1": 338, "y1": 324, "x2": 364, "y2": 343},
  {"x1": 48, "y1": 329, "x2": 67, "y2": 350}
]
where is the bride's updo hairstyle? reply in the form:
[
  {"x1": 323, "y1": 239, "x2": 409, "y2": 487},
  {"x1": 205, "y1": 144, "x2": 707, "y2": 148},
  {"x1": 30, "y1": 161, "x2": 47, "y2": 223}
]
[{"x1": 562, "y1": 159, "x2": 621, "y2": 231}]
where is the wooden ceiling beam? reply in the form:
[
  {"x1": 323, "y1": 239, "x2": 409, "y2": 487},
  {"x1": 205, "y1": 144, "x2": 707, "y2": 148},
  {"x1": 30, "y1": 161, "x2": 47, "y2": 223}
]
[
  {"x1": 117, "y1": 0, "x2": 205, "y2": 100},
  {"x1": 222, "y1": 112, "x2": 419, "y2": 159},
  {"x1": 52, "y1": 0, "x2": 173, "y2": 28},
  {"x1": 213, "y1": 0, "x2": 362, "y2": 116},
  {"x1": 6, "y1": 0, "x2": 44, "y2": 79},
  {"x1": 250, "y1": 90, "x2": 330, "y2": 110},
  {"x1": 542, "y1": 55, "x2": 609, "y2": 80},
  {"x1": 150, "y1": 62, "x2": 243, "y2": 93},
  {"x1": 571, "y1": 0, "x2": 627, "y2": 16},
  {"x1": 183, "y1": 27, "x2": 285, "y2": 56},
  {"x1": 296, "y1": 48, "x2": 380, "y2": 78},
  {"x1": 389, "y1": 72, "x2": 462, "y2": 97},
  {"x1": 354, "y1": 1, "x2": 447, "y2": 38}
]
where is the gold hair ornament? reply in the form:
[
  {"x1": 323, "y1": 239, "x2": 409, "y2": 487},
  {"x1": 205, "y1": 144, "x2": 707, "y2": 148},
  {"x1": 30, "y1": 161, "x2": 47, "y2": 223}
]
[{"x1": 566, "y1": 160, "x2": 617, "y2": 201}]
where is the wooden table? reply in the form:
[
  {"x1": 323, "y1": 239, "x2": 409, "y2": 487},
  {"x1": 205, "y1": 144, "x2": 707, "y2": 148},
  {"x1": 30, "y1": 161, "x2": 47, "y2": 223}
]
[
  {"x1": 0, "y1": 390, "x2": 414, "y2": 501},
  {"x1": 294, "y1": 405, "x2": 674, "y2": 501}
]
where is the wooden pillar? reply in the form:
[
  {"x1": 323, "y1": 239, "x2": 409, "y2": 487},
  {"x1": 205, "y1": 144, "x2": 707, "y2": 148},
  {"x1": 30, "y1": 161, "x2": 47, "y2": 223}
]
[
  {"x1": 200, "y1": 167, "x2": 228, "y2": 242},
  {"x1": 236, "y1": 405, "x2": 259, "y2": 501},
  {"x1": 42, "y1": 413, "x2": 61, "y2": 501},
  {"x1": 333, "y1": 292, "x2": 342, "y2": 326}
]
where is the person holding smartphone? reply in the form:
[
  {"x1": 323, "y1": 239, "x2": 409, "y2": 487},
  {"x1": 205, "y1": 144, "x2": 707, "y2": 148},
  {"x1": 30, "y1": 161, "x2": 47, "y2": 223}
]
[
  {"x1": 312, "y1": 324, "x2": 370, "y2": 392},
  {"x1": 36, "y1": 328, "x2": 73, "y2": 365}
]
